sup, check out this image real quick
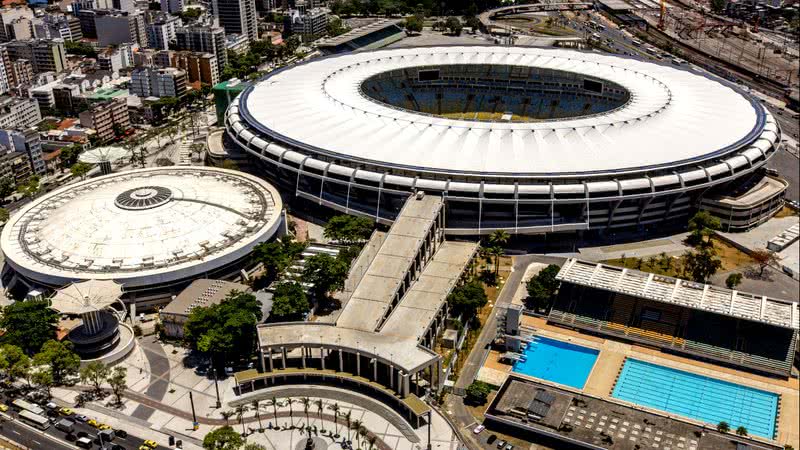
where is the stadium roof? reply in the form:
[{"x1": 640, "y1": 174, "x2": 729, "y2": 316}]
[
  {"x1": 241, "y1": 46, "x2": 767, "y2": 177},
  {"x1": 0, "y1": 167, "x2": 282, "y2": 288},
  {"x1": 50, "y1": 279, "x2": 122, "y2": 315},
  {"x1": 557, "y1": 258, "x2": 799, "y2": 329}
]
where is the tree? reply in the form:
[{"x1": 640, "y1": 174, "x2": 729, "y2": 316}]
[
  {"x1": 302, "y1": 253, "x2": 349, "y2": 298},
  {"x1": 751, "y1": 249, "x2": 779, "y2": 276},
  {"x1": 687, "y1": 211, "x2": 721, "y2": 247},
  {"x1": 250, "y1": 399, "x2": 263, "y2": 430},
  {"x1": 465, "y1": 380, "x2": 492, "y2": 405},
  {"x1": 65, "y1": 40, "x2": 97, "y2": 58},
  {"x1": 525, "y1": 278, "x2": 550, "y2": 312},
  {"x1": 203, "y1": 426, "x2": 244, "y2": 450},
  {"x1": 252, "y1": 236, "x2": 307, "y2": 285},
  {"x1": 0, "y1": 176, "x2": 15, "y2": 198},
  {"x1": 488, "y1": 230, "x2": 510, "y2": 248},
  {"x1": 736, "y1": 426, "x2": 748, "y2": 436},
  {"x1": 80, "y1": 361, "x2": 110, "y2": 393},
  {"x1": 267, "y1": 396, "x2": 279, "y2": 425},
  {"x1": 710, "y1": 0, "x2": 725, "y2": 13},
  {"x1": 445, "y1": 17, "x2": 463, "y2": 35},
  {"x1": 447, "y1": 281, "x2": 488, "y2": 319},
  {"x1": 524, "y1": 264, "x2": 561, "y2": 312},
  {"x1": 717, "y1": 421, "x2": 730, "y2": 433},
  {"x1": 70, "y1": 162, "x2": 92, "y2": 180},
  {"x1": 33, "y1": 340, "x2": 80, "y2": 385},
  {"x1": 16, "y1": 175, "x2": 40, "y2": 198},
  {"x1": 243, "y1": 444, "x2": 268, "y2": 450},
  {"x1": 465, "y1": 15, "x2": 481, "y2": 31},
  {"x1": 234, "y1": 404, "x2": 248, "y2": 435},
  {"x1": 184, "y1": 291, "x2": 263, "y2": 371},
  {"x1": 0, "y1": 300, "x2": 58, "y2": 355},
  {"x1": 31, "y1": 366, "x2": 54, "y2": 396},
  {"x1": 0, "y1": 208, "x2": 8, "y2": 223},
  {"x1": 107, "y1": 366, "x2": 127, "y2": 404},
  {"x1": 270, "y1": 282, "x2": 310, "y2": 321},
  {"x1": 0, "y1": 344, "x2": 30, "y2": 382},
  {"x1": 300, "y1": 397, "x2": 311, "y2": 427},
  {"x1": 327, "y1": 17, "x2": 349, "y2": 36},
  {"x1": 315, "y1": 398, "x2": 325, "y2": 432},
  {"x1": 323, "y1": 215, "x2": 374, "y2": 243},
  {"x1": 59, "y1": 145, "x2": 83, "y2": 169},
  {"x1": 404, "y1": 15, "x2": 424, "y2": 33},
  {"x1": 682, "y1": 247, "x2": 722, "y2": 283},
  {"x1": 331, "y1": 402, "x2": 341, "y2": 436},
  {"x1": 725, "y1": 273, "x2": 743, "y2": 289}
]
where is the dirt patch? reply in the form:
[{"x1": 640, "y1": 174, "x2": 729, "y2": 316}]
[
  {"x1": 602, "y1": 237, "x2": 755, "y2": 278},
  {"x1": 774, "y1": 205, "x2": 799, "y2": 219}
]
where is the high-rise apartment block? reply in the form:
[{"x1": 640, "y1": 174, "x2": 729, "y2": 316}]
[
  {"x1": 95, "y1": 10, "x2": 147, "y2": 47},
  {"x1": 175, "y1": 25, "x2": 227, "y2": 78},
  {"x1": 3, "y1": 39, "x2": 67, "y2": 74},
  {"x1": 130, "y1": 66, "x2": 187, "y2": 98},
  {"x1": 211, "y1": 0, "x2": 257, "y2": 42},
  {"x1": 78, "y1": 97, "x2": 130, "y2": 142}
]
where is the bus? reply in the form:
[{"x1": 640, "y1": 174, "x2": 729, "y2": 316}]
[
  {"x1": 12, "y1": 399, "x2": 45, "y2": 416},
  {"x1": 18, "y1": 410, "x2": 50, "y2": 430}
]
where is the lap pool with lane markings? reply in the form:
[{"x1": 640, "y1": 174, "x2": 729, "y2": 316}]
[{"x1": 612, "y1": 358, "x2": 779, "y2": 438}]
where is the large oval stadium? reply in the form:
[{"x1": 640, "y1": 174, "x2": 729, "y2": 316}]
[{"x1": 225, "y1": 46, "x2": 783, "y2": 234}]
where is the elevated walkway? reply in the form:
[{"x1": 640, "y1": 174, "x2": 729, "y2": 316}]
[{"x1": 336, "y1": 195, "x2": 444, "y2": 332}]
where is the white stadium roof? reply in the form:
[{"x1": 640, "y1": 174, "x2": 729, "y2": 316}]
[
  {"x1": 241, "y1": 46, "x2": 765, "y2": 176},
  {"x1": 1, "y1": 167, "x2": 283, "y2": 288}
]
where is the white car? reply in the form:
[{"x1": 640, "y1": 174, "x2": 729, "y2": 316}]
[{"x1": 473, "y1": 424, "x2": 485, "y2": 434}]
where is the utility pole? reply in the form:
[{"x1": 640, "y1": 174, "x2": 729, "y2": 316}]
[
  {"x1": 190, "y1": 391, "x2": 198, "y2": 430},
  {"x1": 214, "y1": 367, "x2": 222, "y2": 408}
]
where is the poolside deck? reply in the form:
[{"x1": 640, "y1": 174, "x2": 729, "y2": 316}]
[{"x1": 478, "y1": 315, "x2": 799, "y2": 449}]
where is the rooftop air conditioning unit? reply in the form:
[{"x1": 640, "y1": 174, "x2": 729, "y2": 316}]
[{"x1": 415, "y1": 191, "x2": 426, "y2": 200}]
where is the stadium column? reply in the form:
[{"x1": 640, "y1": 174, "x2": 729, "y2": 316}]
[
  {"x1": 267, "y1": 348, "x2": 274, "y2": 371},
  {"x1": 356, "y1": 352, "x2": 361, "y2": 377}
]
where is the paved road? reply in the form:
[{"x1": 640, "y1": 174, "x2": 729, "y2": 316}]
[
  {"x1": 454, "y1": 255, "x2": 566, "y2": 391},
  {"x1": 0, "y1": 406, "x2": 170, "y2": 450}
]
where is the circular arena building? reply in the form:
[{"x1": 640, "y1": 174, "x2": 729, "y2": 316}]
[
  {"x1": 225, "y1": 46, "x2": 783, "y2": 235},
  {"x1": 0, "y1": 167, "x2": 283, "y2": 305}
]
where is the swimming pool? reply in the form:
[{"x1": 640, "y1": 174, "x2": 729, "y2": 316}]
[
  {"x1": 511, "y1": 336, "x2": 599, "y2": 389},
  {"x1": 612, "y1": 359, "x2": 779, "y2": 438}
]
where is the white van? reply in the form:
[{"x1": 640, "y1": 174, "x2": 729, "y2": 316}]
[{"x1": 76, "y1": 437, "x2": 93, "y2": 449}]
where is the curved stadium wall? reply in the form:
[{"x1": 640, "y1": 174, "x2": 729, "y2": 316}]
[{"x1": 224, "y1": 46, "x2": 782, "y2": 235}]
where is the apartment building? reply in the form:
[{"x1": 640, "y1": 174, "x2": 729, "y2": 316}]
[
  {"x1": 0, "y1": 129, "x2": 46, "y2": 176},
  {"x1": 175, "y1": 25, "x2": 227, "y2": 78},
  {"x1": 130, "y1": 66, "x2": 187, "y2": 98},
  {"x1": 4, "y1": 39, "x2": 67, "y2": 74},
  {"x1": 0, "y1": 96, "x2": 41, "y2": 129},
  {"x1": 78, "y1": 97, "x2": 129, "y2": 142},
  {"x1": 211, "y1": 0, "x2": 257, "y2": 42}
]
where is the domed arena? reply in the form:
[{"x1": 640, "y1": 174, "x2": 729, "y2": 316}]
[
  {"x1": 224, "y1": 46, "x2": 783, "y2": 235},
  {"x1": 0, "y1": 167, "x2": 283, "y2": 305}
]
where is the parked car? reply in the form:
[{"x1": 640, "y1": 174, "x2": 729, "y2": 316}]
[
  {"x1": 496, "y1": 440, "x2": 507, "y2": 449},
  {"x1": 473, "y1": 424, "x2": 485, "y2": 434},
  {"x1": 487, "y1": 434, "x2": 497, "y2": 444},
  {"x1": 74, "y1": 414, "x2": 89, "y2": 422}
]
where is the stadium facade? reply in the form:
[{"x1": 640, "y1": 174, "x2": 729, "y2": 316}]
[
  {"x1": 225, "y1": 46, "x2": 784, "y2": 235},
  {"x1": 0, "y1": 167, "x2": 283, "y2": 306}
]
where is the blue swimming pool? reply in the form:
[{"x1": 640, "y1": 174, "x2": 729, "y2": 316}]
[
  {"x1": 612, "y1": 359, "x2": 779, "y2": 438},
  {"x1": 511, "y1": 336, "x2": 599, "y2": 389}
]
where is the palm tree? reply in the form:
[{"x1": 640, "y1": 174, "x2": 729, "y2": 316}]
[
  {"x1": 250, "y1": 399, "x2": 263, "y2": 430},
  {"x1": 315, "y1": 399, "x2": 325, "y2": 432},
  {"x1": 330, "y1": 403, "x2": 340, "y2": 437},
  {"x1": 490, "y1": 245, "x2": 504, "y2": 276},
  {"x1": 368, "y1": 436, "x2": 377, "y2": 450},
  {"x1": 488, "y1": 230, "x2": 510, "y2": 248},
  {"x1": 300, "y1": 397, "x2": 311, "y2": 429},
  {"x1": 344, "y1": 410, "x2": 352, "y2": 443},
  {"x1": 351, "y1": 419, "x2": 365, "y2": 449},
  {"x1": 285, "y1": 397, "x2": 294, "y2": 426},
  {"x1": 221, "y1": 410, "x2": 235, "y2": 426},
  {"x1": 234, "y1": 404, "x2": 249, "y2": 435},
  {"x1": 269, "y1": 396, "x2": 279, "y2": 423}
]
